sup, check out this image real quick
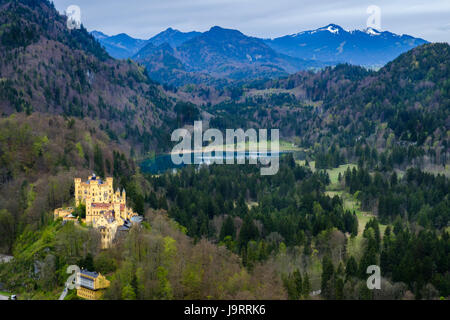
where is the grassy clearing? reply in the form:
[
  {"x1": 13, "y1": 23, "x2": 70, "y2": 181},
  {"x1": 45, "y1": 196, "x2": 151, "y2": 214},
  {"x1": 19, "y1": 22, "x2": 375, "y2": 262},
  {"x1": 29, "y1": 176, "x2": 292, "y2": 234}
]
[
  {"x1": 170, "y1": 139, "x2": 303, "y2": 155},
  {"x1": 341, "y1": 192, "x2": 372, "y2": 259},
  {"x1": 326, "y1": 164, "x2": 357, "y2": 189},
  {"x1": 323, "y1": 164, "x2": 387, "y2": 260},
  {"x1": 279, "y1": 140, "x2": 304, "y2": 151},
  {"x1": 219, "y1": 139, "x2": 303, "y2": 152},
  {"x1": 344, "y1": 192, "x2": 387, "y2": 259},
  {"x1": 342, "y1": 191, "x2": 386, "y2": 233},
  {"x1": 297, "y1": 160, "x2": 388, "y2": 260},
  {"x1": 296, "y1": 162, "x2": 356, "y2": 183},
  {"x1": 247, "y1": 201, "x2": 259, "y2": 209},
  {"x1": 296, "y1": 160, "x2": 316, "y2": 172}
]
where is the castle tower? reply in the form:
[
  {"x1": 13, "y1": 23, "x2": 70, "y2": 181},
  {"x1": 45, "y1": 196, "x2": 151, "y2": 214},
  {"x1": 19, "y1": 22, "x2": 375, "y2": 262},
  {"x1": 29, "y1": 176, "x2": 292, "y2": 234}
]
[
  {"x1": 74, "y1": 178, "x2": 82, "y2": 206},
  {"x1": 85, "y1": 200, "x2": 93, "y2": 224},
  {"x1": 113, "y1": 202, "x2": 121, "y2": 220},
  {"x1": 121, "y1": 189, "x2": 126, "y2": 205},
  {"x1": 113, "y1": 188, "x2": 120, "y2": 203},
  {"x1": 106, "y1": 177, "x2": 114, "y2": 198}
]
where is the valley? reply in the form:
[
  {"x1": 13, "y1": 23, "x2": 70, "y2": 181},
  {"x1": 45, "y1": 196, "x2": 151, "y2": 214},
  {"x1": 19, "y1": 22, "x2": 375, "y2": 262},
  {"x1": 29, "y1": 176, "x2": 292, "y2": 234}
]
[{"x1": 0, "y1": 0, "x2": 448, "y2": 302}]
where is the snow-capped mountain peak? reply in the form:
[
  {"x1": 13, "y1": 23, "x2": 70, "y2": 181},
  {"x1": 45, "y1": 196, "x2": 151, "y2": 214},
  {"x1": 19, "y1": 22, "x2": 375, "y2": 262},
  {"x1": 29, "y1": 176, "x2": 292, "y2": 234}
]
[
  {"x1": 265, "y1": 24, "x2": 428, "y2": 66},
  {"x1": 318, "y1": 24, "x2": 342, "y2": 34},
  {"x1": 325, "y1": 25, "x2": 339, "y2": 34},
  {"x1": 290, "y1": 24, "x2": 344, "y2": 37},
  {"x1": 365, "y1": 27, "x2": 381, "y2": 36}
]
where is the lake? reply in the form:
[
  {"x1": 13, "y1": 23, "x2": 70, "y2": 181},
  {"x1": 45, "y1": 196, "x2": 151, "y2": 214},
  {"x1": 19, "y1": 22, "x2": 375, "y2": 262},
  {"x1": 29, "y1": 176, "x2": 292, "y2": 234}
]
[{"x1": 140, "y1": 151, "x2": 288, "y2": 174}]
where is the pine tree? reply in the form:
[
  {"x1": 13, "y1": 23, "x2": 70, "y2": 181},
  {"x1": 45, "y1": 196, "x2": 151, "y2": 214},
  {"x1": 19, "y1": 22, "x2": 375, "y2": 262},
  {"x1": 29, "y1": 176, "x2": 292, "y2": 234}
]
[
  {"x1": 238, "y1": 215, "x2": 259, "y2": 249},
  {"x1": 219, "y1": 215, "x2": 235, "y2": 240},
  {"x1": 345, "y1": 256, "x2": 358, "y2": 279},
  {"x1": 335, "y1": 277, "x2": 344, "y2": 300},
  {"x1": 321, "y1": 256, "x2": 334, "y2": 293},
  {"x1": 293, "y1": 269, "x2": 303, "y2": 300},
  {"x1": 302, "y1": 272, "x2": 311, "y2": 298}
]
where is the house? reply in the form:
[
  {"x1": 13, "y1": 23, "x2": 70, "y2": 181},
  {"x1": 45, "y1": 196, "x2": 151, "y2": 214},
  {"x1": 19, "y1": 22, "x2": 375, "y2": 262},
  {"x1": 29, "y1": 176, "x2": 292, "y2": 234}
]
[{"x1": 76, "y1": 270, "x2": 110, "y2": 300}]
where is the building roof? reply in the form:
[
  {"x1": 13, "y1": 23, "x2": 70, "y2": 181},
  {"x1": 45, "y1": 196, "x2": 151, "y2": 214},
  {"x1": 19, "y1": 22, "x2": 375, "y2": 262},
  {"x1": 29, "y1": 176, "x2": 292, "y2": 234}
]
[
  {"x1": 92, "y1": 203, "x2": 112, "y2": 208},
  {"x1": 80, "y1": 270, "x2": 99, "y2": 278},
  {"x1": 84, "y1": 174, "x2": 104, "y2": 185},
  {"x1": 131, "y1": 216, "x2": 143, "y2": 223}
]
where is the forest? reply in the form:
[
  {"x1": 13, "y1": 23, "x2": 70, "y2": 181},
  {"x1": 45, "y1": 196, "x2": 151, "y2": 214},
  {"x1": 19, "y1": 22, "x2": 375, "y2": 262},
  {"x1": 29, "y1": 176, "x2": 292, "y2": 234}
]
[{"x1": 0, "y1": 0, "x2": 448, "y2": 301}]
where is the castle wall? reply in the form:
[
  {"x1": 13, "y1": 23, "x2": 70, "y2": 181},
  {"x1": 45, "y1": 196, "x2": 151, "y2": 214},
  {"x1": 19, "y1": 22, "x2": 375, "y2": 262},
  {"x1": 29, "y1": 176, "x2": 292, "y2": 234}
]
[
  {"x1": 56, "y1": 175, "x2": 137, "y2": 249},
  {"x1": 75, "y1": 176, "x2": 114, "y2": 206}
]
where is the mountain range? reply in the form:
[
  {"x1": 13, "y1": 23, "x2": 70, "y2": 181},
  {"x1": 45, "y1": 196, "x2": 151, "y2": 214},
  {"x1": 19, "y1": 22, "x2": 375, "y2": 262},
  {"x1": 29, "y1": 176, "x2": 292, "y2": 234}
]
[
  {"x1": 0, "y1": 0, "x2": 443, "y2": 153},
  {"x1": 90, "y1": 31, "x2": 148, "y2": 59},
  {"x1": 92, "y1": 24, "x2": 428, "y2": 86},
  {"x1": 264, "y1": 24, "x2": 427, "y2": 66}
]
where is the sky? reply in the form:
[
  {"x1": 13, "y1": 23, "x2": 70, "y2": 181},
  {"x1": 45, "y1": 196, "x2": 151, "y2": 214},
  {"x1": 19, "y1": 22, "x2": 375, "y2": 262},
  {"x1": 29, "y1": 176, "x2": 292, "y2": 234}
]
[{"x1": 52, "y1": 0, "x2": 450, "y2": 42}]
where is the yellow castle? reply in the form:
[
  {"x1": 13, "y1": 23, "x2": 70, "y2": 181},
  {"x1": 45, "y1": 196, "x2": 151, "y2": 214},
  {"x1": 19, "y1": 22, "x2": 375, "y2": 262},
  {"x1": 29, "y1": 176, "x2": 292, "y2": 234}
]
[{"x1": 54, "y1": 174, "x2": 138, "y2": 248}]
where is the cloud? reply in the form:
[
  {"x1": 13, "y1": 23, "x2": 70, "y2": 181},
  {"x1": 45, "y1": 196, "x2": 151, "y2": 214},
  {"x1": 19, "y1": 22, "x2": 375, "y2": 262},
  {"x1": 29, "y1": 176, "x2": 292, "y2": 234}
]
[
  {"x1": 438, "y1": 23, "x2": 450, "y2": 31},
  {"x1": 51, "y1": 0, "x2": 450, "y2": 42}
]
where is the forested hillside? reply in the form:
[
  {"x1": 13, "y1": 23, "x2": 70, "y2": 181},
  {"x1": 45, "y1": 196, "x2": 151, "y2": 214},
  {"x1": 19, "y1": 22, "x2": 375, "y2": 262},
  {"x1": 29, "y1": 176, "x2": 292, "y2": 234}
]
[
  {"x1": 141, "y1": 157, "x2": 449, "y2": 299},
  {"x1": 207, "y1": 43, "x2": 449, "y2": 170},
  {"x1": 0, "y1": 114, "x2": 135, "y2": 253},
  {"x1": 0, "y1": 0, "x2": 178, "y2": 153},
  {"x1": 0, "y1": 0, "x2": 288, "y2": 300},
  {"x1": 0, "y1": 0, "x2": 174, "y2": 255}
]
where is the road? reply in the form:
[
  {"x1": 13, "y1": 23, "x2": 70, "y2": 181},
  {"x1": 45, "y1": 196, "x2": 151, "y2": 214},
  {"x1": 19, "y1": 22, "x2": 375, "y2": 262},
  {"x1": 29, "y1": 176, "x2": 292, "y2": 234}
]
[
  {"x1": 0, "y1": 294, "x2": 9, "y2": 300},
  {"x1": 58, "y1": 287, "x2": 68, "y2": 300}
]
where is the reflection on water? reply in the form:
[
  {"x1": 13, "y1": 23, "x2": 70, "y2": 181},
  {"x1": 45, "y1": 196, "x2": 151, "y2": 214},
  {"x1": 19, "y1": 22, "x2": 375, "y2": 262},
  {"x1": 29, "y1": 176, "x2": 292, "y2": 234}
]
[{"x1": 140, "y1": 151, "x2": 283, "y2": 174}]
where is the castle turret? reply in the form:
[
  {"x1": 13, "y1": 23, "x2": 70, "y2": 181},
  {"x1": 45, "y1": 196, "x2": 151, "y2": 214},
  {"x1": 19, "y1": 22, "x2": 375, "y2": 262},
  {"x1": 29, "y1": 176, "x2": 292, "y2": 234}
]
[
  {"x1": 121, "y1": 188, "x2": 126, "y2": 204},
  {"x1": 106, "y1": 177, "x2": 114, "y2": 196},
  {"x1": 74, "y1": 178, "x2": 82, "y2": 206},
  {"x1": 85, "y1": 200, "x2": 93, "y2": 224}
]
